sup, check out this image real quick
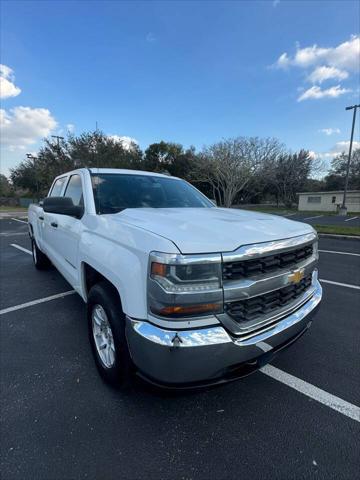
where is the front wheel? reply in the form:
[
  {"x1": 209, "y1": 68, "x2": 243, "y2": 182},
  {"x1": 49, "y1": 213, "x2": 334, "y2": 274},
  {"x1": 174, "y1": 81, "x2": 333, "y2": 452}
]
[
  {"x1": 87, "y1": 281, "x2": 133, "y2": 387},
  {"x1": 31, "y1": 239, "x2": 51, "y2": 270}
]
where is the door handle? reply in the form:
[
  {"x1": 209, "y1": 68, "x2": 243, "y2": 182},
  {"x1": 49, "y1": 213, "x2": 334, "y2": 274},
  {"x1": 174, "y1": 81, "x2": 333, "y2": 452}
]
[
  {"x1": 50, "y1": 222, "x2": 58, "y2": 228},
  {"x1": 39, "y1": 216, "x2": 44, "y2": 221}
]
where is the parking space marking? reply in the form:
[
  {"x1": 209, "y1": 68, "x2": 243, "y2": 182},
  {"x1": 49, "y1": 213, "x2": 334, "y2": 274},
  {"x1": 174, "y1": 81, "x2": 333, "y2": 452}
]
[
  {"x1": 10, "y1": 217, "x2": 28, "y2": 224},
  {"x1": 303, "y1": 215, "x2": 323, "y2": 220},
  {"x1": 10, "y1": 243, "x2": 32, "y2": 255},
  {"x1": 0, "y1": 232, "x2": 28, "y2": 237},
  {"x1": 320, "y1": 278, "x2": 360, "y2": 290},
  {"x1": 319, "y1": 249, "x2": 360, "y2": 257},
  {"x1": 0, "y1": 290, "x2": 76, "y2": 315},
  {"x1": 284, "y1": 213, "x2": 297, "y2": 217},
  {"x1": 345, "y1": 216, "x2": 358, "y2": 222},
  {"x1": 261, "y1": 365, "x2": 360, "y2": 423}
]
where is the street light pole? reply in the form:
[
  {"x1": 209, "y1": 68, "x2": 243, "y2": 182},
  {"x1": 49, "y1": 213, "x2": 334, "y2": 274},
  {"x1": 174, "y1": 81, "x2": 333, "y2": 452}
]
[
  {"x1": 26, "y1": 153, "x2": 39, "y2": 201},
  {"x1": 339, "y1": 104, "x2": 360, "y2": 215}
]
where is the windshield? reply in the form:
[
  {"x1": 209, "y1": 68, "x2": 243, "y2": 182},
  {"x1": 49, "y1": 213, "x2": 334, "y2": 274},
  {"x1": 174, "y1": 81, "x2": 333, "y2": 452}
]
[{"x1": 91, "y1": 173, "x2": 214, "y2": 214}]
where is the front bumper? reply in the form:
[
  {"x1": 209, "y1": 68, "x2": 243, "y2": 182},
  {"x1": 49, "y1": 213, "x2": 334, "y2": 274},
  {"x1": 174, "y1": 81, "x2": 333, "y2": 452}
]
[{"x1": 125, "y1": 280, "x2": 322, "y2": 388}]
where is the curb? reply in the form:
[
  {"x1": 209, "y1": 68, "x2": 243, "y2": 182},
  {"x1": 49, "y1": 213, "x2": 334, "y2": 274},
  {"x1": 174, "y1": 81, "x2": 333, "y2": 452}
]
[{"x1": 318, "y1": 233, "x2": 360, "y2": 240}]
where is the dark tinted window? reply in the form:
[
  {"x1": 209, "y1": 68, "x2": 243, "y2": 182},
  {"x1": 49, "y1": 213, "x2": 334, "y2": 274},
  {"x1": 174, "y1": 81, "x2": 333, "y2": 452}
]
[
  {"x1": 91, "y1": 174, "x2": 213, "y2": 214},
  {"x1": 49, "y1": 177, "x2": 66, "y2": 197},
  {"x1": 64, "y1": 175, "x2": 83, "y2": 206}
]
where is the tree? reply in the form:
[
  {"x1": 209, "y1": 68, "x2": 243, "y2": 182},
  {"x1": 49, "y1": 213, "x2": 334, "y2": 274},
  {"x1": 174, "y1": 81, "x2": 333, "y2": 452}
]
[
  {"x1": 143, "y1": 141, "x2": 197, "y2": 179},
  {"x1": 193, "y1": 137, "x2": 284, "y2": 207},
  {"x1": 0, "y1": 174, "x2": 13, "y2": 197},
  {"x1": 10, "y1": 131, "x2": 144, "y2": 196},
  {"x1": 266, "y1": 150, "x2": 313, "y2": 208},
  {"x1": 324, "y1": 148, "x2": 360, "y2": 191}
]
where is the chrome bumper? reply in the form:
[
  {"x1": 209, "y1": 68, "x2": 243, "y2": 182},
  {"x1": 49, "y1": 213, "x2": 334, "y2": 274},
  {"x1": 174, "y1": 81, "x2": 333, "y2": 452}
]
[{"x1": 125, "y1": 280, "x2": 322, "y2": 387}]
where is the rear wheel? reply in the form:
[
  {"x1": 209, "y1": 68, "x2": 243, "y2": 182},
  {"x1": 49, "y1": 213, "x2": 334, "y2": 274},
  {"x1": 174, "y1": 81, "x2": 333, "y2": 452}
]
[
  {"x1": 87, "y1": 281, "x2": 133, "y2": 387},
  {"x1": 31, "y1": 239, "x2": 51, "y2": 270}
]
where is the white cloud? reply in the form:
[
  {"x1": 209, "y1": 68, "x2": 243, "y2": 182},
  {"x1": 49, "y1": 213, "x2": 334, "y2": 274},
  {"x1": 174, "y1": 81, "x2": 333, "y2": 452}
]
[
  {"x1": 108, "y1": 135, "x2": 139, "y2": 151},
  {"x1": 275, "y1": 35, "x2": 360, "y2": 71},
  {"x1": 307, "y1": 66, "x2": 348, "y2": 84},
  {"x1": 297, "y1": 85, "x2": 350, "y2": 102},
  {"x1": 319, "y1": 128, "x2": 341, "y2": 136},
  {"x1": 66, "y1": 123, "x2": 75, "y2": 133},
  {"x1": 313, "y1": 140, "x2": 360, "y2": 161},
  {"x1": 273, "y1": 36, "x2": 359, "y2": 102},
  {"x1": 0, "y1": 106, "x2": 57, "y2": 150},
  {"x1": 0, "y1": 64, "x2": 21, "y2": 99}
]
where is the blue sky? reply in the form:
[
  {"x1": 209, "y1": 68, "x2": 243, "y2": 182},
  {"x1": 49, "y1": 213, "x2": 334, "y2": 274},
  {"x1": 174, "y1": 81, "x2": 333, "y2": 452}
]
[{"x1": 1, "y1": 0, "x2": 359, "y2": 175}]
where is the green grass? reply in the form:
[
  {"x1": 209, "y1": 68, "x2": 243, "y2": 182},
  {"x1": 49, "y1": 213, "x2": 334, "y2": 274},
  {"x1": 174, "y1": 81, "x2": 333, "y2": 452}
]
[
  {"x1": 239, "y1": 205, "x2": 358, "y2": 216},
  {"x1": 314, "y1": 224, "x2": 360, "y2": 236},
  {"x1": 0, "y1": 206, "x2": 27, "y2": 212}
]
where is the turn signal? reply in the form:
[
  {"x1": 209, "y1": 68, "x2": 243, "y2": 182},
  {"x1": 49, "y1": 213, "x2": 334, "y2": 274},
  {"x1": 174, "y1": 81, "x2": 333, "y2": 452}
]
[
  {"x1": 151, "y1": 262, "x2": 167, "y2": 277},
  {"x1": 152, "y1": 303, "x2": 221, "y2": 317}
]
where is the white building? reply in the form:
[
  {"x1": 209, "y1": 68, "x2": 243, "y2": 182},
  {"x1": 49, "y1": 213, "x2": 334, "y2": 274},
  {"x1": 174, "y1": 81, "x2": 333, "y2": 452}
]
[{"x1": 297, "y1": 190, "x2": 360, "y2": 213}]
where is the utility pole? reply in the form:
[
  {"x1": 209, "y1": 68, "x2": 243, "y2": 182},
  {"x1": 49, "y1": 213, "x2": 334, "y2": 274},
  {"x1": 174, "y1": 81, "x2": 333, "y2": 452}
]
[
  {"x1": 51, "y1": 135, "x2": 64, "y2": 149},
  {"x1": 26, "y1": 153, "x2": 39, "y2": 201},
  {"x1": 339, "y1": 104, "x2": 360, "y2": 215}
]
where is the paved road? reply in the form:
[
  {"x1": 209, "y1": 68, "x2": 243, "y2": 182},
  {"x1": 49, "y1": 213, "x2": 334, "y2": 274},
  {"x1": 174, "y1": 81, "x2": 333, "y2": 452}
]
[
  {"x1": 1, "y1": 218, "x2": 359, "y2": 480},
  {"x1": 279, "y1": 212, "x2": 360, "y2": 227}
]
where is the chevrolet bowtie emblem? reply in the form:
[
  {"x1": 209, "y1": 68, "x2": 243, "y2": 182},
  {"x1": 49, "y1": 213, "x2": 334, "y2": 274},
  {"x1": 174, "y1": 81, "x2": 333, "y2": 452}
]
[{"x1": 288, "y1": 268, "x2": 305, "y2": 284}]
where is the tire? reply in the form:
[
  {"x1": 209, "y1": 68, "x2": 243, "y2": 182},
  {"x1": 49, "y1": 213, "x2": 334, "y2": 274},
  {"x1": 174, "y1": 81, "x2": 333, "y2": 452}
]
[
  {"x1": 87, "y1": 281, "x2": 133, "y2": 387},
  {"x1": 31, "y1": 238, "x2": 51, "y2": 270}
]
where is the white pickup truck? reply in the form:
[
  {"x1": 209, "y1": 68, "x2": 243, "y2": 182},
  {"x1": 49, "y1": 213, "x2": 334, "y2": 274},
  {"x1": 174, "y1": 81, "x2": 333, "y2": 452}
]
[{"x1": 28, "y1": 168, "x2": 322, "y2": 388}]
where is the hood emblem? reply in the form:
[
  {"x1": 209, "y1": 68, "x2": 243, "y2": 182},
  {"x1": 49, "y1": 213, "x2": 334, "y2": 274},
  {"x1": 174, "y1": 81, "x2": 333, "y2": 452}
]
[{"x1": 288, "y1": 268, "x2": 305, "y2": 285}]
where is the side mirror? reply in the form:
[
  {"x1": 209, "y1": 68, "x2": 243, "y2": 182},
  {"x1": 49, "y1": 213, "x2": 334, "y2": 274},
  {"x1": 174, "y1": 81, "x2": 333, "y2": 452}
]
[{"x1": 43, "y1": 197, "x2": 84, "y2": 219}]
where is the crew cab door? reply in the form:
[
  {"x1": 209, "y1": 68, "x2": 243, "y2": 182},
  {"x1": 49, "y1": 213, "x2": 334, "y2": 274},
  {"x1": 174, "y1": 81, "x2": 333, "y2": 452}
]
[
  {"x1": 44, "y1": 174, "x2": 85, "y2": 288},
  {"x1": 42, "y1": 175, "x2": 68, "y2": 257}
]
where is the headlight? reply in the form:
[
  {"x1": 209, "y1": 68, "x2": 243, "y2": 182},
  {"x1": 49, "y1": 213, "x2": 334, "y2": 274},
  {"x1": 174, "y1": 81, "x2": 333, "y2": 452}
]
[{"x1": 148, "y1": 252, "x2": 223, "y2": 318}]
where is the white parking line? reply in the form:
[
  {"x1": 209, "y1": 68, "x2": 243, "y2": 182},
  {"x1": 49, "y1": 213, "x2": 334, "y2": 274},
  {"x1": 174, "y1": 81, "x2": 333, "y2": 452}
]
[
  {"x1": 11, "y1": 217, "x2": 27, "y2": 224},
  {"x1": 319, "y1": 249, "x2": 360, "y2": 257},
  {"x1": 10, "y1": 243, "x2": 32, "y2": 255},
  {"x1": 0, "y1": 291, "x2": 76, "y2": 315},
  {"x1": 284, "y1": 213, "x2": 297, "y2": 217},
  {"x1": 261, "y1": 365, "x2": 360, "y2": 423},
  {"x1": 6, "y1": 233, "x2": 360, "y2": 423},
  {"x1": 0, "y1": 232, "x2": 28, "y2": 237},
  {"x1": 320, "y1": 278, "x2": 360, "y2": 290},
  {"x1": 303, "y1": 215, "x2": 324, "y2": 220},
  {"x1": 345, "y1": 216, "x2": 358, "y2": 222}
]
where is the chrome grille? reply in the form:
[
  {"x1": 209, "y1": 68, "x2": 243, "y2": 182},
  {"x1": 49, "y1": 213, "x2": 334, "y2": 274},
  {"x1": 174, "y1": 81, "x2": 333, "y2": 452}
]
[
  {"x1": 223, "y1": 244, "x2": 313, "y2": 280},
  {"x1": 219, "y1": 233, "x2": 318, "y2": 335},
  {"x1": 225, "y1": 273, "x2": 313, "y2": 323}
]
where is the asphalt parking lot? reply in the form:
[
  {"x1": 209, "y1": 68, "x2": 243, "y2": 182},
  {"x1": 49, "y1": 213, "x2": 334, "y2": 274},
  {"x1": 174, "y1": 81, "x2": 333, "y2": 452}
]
[
  {"x1": 1, "y1": 217, "x2": 359, "y2": 480},
  {"x1": 280, "y1": 212, "x2": 360, "y2": 227}
]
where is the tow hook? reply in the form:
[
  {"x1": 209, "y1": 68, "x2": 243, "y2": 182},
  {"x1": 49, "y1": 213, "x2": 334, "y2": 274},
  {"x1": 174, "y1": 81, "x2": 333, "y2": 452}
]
[{"x1": 171, "y1": 333, "x2": 183, "y2": 348}]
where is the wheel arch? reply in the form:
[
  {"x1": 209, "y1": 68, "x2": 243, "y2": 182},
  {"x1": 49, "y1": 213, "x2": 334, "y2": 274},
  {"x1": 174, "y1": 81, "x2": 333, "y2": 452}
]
[{"x1": 81, "y1": 262, "x2": 123, "y2": 309}]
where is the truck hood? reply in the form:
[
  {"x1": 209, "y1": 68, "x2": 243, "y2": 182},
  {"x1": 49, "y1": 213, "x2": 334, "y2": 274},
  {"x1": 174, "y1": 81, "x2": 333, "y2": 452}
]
[{"x1": 114, "y1": 208, "x2": 314, "y2": 254}]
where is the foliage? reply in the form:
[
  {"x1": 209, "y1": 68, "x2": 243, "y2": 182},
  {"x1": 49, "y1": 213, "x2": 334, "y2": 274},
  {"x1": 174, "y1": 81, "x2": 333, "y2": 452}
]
[
  {"x1": 10, "y1": 131, "x2": 143, "y2": 197},
  {"x1": 8, "y1": 130, "x2": 359, "y2": 206},
  {"x1": 265, "y1": 150, "x2": 314, "y2": 208},
  {"x1": 193, "y1": 137, "x2": 284, "y2": 207},
  {"x1": 143, "y1": 141, "x2": 197, "y2": 179},
  {"x1": 324, "y1": 148, "x2": 360, "y2": 191},
  {"x1": 0, "y1": 174, "x2": 13, "y2": 196}
]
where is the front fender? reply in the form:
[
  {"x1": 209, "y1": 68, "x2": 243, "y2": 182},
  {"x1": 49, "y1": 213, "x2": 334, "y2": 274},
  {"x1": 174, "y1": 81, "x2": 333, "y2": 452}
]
[{"x1": 78, "y1": 221, "x2": 179, "y2": 319}]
